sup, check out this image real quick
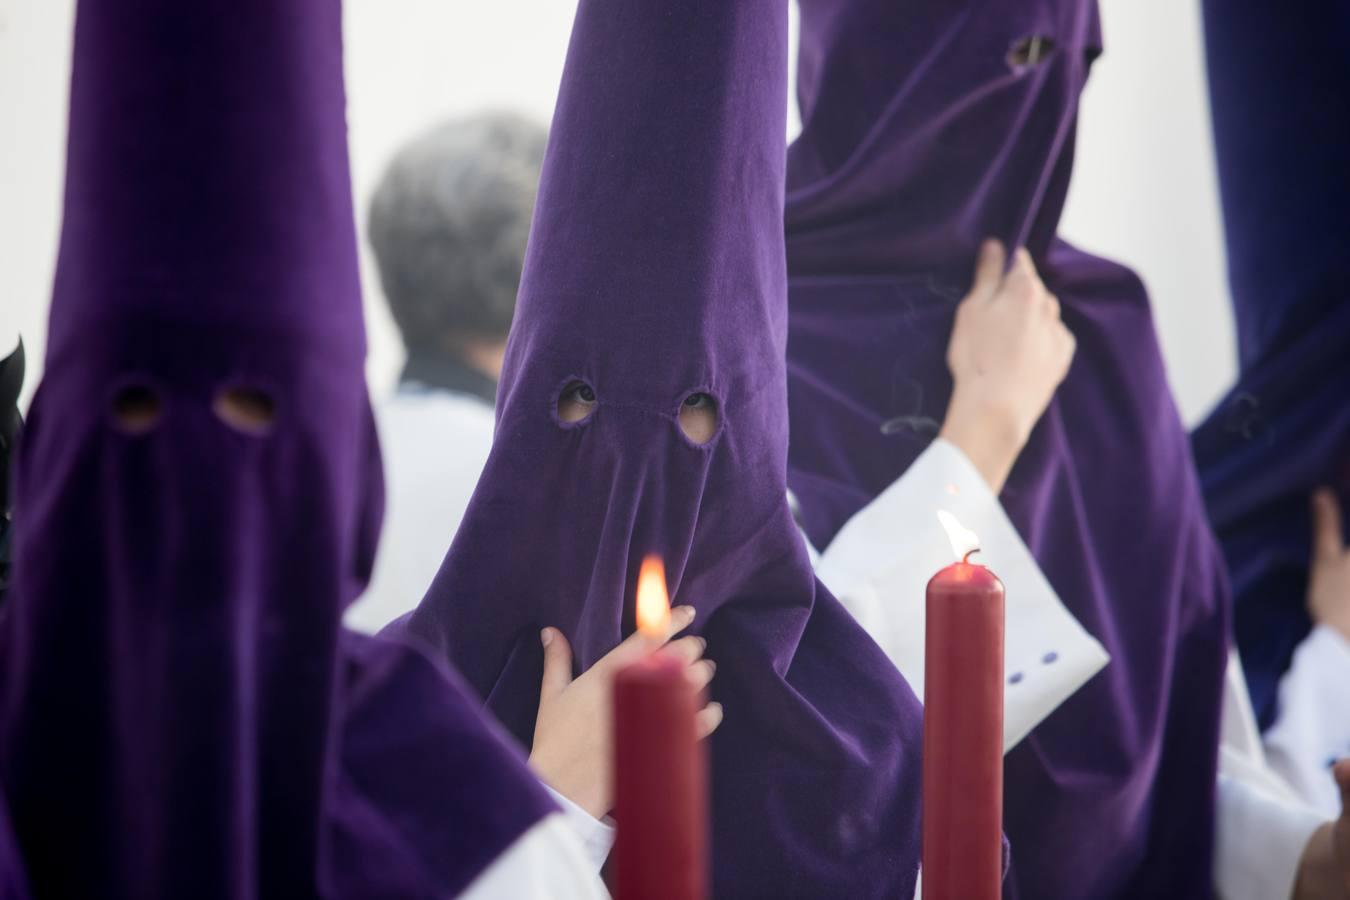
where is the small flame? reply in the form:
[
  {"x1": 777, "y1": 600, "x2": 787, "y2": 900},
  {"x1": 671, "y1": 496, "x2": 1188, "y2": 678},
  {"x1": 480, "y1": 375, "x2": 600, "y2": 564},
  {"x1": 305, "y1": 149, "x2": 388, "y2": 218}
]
[
  {"x1": 635, "y1": 555, "x2": 670, "y2": 638},
  {"x1": 936, "y1": 509, "x2": 980, "y2": 562}
]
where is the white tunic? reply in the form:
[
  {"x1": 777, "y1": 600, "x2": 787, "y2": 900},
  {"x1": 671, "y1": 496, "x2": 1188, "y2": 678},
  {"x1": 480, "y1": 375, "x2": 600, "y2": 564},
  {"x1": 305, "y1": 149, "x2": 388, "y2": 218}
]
[{"x1": 346, "y1": 386, "x2": 496, "y2": 634}]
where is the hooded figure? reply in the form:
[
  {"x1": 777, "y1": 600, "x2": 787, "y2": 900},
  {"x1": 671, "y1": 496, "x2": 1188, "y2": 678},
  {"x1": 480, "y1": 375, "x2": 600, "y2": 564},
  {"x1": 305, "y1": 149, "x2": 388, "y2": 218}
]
[
  {"x1": 0, "y1": 1, "x2": 557, "y2": 896},
  {"x1": 1191, "y1": 0, "x2": 1350, "y2": 727},
  {"x1": 780, "y1": 0, "x2": 1229, "y2": 896},
  {"x1": 398, "y1": 0, "x2": 926, "y2": 895}
]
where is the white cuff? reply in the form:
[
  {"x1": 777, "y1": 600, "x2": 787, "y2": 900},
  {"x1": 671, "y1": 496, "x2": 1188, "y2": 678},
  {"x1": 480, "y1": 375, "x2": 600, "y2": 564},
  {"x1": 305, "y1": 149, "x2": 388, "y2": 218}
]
[
  {"x1": 1264, "y1": 624, "x2": 1350, "y2": 816},
  {"x1": 458, "y1": 813, "x2": 612, "y2": 900},
  {"x1": 544, "y1": 786, "x2": 616, "y2": 872},
  {"x1": 1300, "y1": 624, "x2": 1350, "y2": 682},
  {"x1": 813, "y1": 438, "x2": 1108, "y2": 751}
]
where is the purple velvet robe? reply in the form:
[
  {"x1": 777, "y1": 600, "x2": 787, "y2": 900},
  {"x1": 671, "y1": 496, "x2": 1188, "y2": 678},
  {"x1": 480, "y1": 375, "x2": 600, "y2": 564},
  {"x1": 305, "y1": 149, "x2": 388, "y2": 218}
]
[
  {"x1": 0, "y1": 1, "x2": 554, "y2": 896},
  {"x1": 782, "y1": 0, "x2": 1229, "y2": 896},
  {"x1": 1191, "y1": 0, "x2": 1350, "y2": 728},
  {"x1": 398, "y1": 0, "x2": 927, "y2": 896}
]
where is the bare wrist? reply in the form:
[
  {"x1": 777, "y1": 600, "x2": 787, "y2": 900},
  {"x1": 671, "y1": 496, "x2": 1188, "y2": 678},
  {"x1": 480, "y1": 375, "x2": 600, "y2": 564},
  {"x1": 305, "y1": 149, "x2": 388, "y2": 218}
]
[
  {"x1": 528, "y1": 752, "x2": 609, "y2": 820},
  {"x1": 940, "y1": 389, "x2": 1026, "y2": 494}
]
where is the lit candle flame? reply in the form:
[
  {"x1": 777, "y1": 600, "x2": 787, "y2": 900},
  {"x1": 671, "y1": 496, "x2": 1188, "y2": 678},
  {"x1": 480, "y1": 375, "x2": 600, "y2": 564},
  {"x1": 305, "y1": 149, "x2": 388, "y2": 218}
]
[
  {"x1": 936, "y1": 509, "x2": 980, "y2": 563},
  {"x1": 635, "y1": 555, "x2": 670, "y2": 638}
]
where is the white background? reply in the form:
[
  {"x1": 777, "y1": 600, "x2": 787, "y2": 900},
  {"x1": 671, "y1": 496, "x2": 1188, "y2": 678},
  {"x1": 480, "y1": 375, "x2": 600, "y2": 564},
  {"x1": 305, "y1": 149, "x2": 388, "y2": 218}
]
[{"x1": 0, "y1": 0, "x2": 1235, "y2": 426}]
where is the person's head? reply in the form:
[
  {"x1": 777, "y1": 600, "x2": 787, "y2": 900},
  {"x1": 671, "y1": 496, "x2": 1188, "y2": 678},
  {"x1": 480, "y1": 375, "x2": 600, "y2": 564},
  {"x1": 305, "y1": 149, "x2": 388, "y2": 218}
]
[
  {"x1": 405, "y1": 5, "x2": 925, "y2": 895},
  {"x1": 1, "y1": 3, "x2": 381, "y2": 891},
  {"x1": 367, "y1": 112, "x2": 547, "y2": 373}
]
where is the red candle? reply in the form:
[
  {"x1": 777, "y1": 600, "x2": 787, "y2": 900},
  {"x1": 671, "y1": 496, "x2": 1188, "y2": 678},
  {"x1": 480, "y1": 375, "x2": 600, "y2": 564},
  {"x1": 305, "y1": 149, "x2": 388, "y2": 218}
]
[
  {"x1": 922, "y1": 513, "x2": 1004, "y2": 900},
  {"x1": 612, "y1": 556, "x2": 708, "y2": 900}
]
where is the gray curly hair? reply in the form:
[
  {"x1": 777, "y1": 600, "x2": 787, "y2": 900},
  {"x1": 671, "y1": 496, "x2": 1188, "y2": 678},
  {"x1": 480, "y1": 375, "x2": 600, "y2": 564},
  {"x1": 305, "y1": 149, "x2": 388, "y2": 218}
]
[{"x1": 368, "y1": 111, "x2": 547, "y2": 351}]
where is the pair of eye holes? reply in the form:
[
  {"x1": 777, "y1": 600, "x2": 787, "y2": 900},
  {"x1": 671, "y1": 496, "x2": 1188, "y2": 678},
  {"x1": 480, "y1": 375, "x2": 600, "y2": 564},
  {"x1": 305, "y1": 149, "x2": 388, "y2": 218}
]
[
  {"x1": 111, "y1": 384, "x2": 276, "y2": 436},
  {"x1": 557, "y1": 381, "x2": 719, "y2": 445}
]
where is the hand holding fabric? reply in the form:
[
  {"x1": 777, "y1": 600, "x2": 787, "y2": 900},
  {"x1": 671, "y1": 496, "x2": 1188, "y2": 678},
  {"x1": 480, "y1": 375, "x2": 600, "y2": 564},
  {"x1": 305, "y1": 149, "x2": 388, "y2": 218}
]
[
  {"x1": 1309, "y1": 490, "x2": 1350, "y2": 643},
  {"x1": 528, "y1": 606, "x2": 722, "y2": 819},
  {"x1": 939, "y1": 240, "x2": 1076, "y2": 494}
]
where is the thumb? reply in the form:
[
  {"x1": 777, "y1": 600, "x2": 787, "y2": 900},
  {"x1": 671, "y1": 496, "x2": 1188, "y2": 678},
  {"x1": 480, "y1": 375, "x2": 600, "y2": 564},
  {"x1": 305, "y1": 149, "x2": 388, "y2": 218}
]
[
  {"x1": 969, "y1": 239, "x2": 1007, "y2": 303},
  {"x1": 538, "y1": 627, "x2": 574, "y2": 703},
  {"x1": 1312, "y1": 489, "x2": 1345, "y2": 565}
]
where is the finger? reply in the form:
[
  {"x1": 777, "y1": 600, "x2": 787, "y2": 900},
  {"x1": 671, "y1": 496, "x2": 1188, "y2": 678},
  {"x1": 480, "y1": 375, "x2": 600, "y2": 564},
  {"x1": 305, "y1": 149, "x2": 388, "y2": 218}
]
[
  {"x1": 1005, "y1": 248, "x2": 1041, "y2": 299},
  {"x1": 1312, "y1": 489, "x2": 1345, "y2": 563},
  {"x1": 668, "y1": 604, "x2": 698, "y2": 637},
  {"x1": 538, "y1": 628, "x2": 575, "y2": 702},
  {"x1": 695, "y1": 702, "x2": 725, "y2": 740},
  {"x1": 1014, "y1": 247, "x2": 1042, "y2": 283},
  {"x1": 1333, "y1": 759, "x2": 1350, "y2": 813},
  {"x1": 1059, "y1": 323, "x2": 1077, "y2": 360},
  {"x1": 969, "y1": 239, "x2": 1006, "y2": 303},
  {"x1": 598, "y1": 605, "x2": 699, "y2": 673},
  {"x1": 686, "y1": 658, "x2": 717, "y2": 691},
  {"x1": 659, "y1": 634, "x2": 708, "y2": 666}
]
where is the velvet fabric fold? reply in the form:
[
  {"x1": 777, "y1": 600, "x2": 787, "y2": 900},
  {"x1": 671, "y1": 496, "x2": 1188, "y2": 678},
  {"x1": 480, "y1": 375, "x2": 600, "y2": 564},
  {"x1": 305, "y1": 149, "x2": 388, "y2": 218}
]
[
  {"x1": 398, "y1": 0, "x2": 926, "y2": 895},
  {"x1": 1191, "y1": 0, "x2": 1350, "y2": 727},
  {"x1": 0, "y1": 1, "x2": 553, "y2": 896},
  {"x1": 783, "y1": 0, "x2": 1229, "y2": 896}
]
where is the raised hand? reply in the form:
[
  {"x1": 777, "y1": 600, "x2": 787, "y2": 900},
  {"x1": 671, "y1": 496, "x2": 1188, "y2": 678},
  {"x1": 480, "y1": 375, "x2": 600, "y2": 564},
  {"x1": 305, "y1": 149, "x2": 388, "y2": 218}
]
[
  {"x1": 528, "y1": 606, "x2": 723, "y2": 819},
  {"x1": 1309, "y1": 489, "x2": 1350, "y2": 642},
  {"x1": 940, "y1": 240, "x2": 1076, "y2": 493}
]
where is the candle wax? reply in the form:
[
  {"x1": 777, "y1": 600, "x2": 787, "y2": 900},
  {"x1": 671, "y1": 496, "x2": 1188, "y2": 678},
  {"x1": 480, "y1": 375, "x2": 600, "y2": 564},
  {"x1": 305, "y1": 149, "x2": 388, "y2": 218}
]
[
  {"x1": 613, "y1": 652, "x2": 708, "y2": 900},
  {"x1": 922, "y1": 561, "x2": 1004, "y2": 900}
]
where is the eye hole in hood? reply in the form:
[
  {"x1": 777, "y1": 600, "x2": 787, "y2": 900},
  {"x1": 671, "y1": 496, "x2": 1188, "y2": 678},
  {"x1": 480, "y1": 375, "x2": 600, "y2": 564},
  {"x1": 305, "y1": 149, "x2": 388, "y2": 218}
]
[
  {"x1": 556, "y1": 380, "x2": 598, "y2": 425},
  {"x1": 678, "y1": 392, "x2": 719, "y2": 445},
  {"x1": 110, "y1": 382, "x2": 163, "y2": 435},
  {"x1": 213, "y1": 386, "x2": 277, "y2": 435}
]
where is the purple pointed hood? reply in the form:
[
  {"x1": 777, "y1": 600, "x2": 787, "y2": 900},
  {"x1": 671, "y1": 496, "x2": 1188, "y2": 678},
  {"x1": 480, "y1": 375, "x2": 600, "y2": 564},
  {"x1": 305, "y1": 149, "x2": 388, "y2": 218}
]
[
  {"x1": 0, "y1": 1, "x2": 552, "y2": 896},
  {"x1": 1191, "y1": 0, "x2": 1350, "y2": 725},
  {"x1": 399, "y1": 0, "x2": 925, "y2": 895},
  {"x1": 781, "y1": 0, "x2": 1229, "y2": 896}
]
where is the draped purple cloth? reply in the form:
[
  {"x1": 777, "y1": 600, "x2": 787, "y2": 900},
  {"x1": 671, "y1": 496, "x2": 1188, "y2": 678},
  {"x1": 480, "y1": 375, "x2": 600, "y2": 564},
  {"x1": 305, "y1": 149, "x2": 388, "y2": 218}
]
[
  {"x1": 782, "y1": 0, "x2": 1229, "y2": 896},
  {"x1": 0, "y1": 1, "x2": 553, "y2": 896},
  {"x1": 396, "y1": 0, "x2": 926, "y2": 895},
  {"x1": 1191, "y1": 0, "x2": 1350, "y2": 728}
]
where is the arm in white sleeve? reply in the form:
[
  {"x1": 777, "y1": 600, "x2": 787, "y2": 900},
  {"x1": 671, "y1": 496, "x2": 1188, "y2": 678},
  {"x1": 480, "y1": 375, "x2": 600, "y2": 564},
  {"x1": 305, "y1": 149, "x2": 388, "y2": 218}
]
[
  {"x1": 1214, "y1": 772, "x2": 1322, "y2": 900},
  {"x1": 457, "y1": 812, "x2": 611, "y2": 900},
  {"x1": 1214, "y1": 647, "x2": 1329, "y2": 899},
  {"x1": 810, "y1": 438, "x2": 1108, "y2": 751},
  {"x1": 1263, "y1": 625, "x2": 1350, "y2": 817},
  {"x1": 544, "y1": 785, "x2": 616, "y2": 871}
]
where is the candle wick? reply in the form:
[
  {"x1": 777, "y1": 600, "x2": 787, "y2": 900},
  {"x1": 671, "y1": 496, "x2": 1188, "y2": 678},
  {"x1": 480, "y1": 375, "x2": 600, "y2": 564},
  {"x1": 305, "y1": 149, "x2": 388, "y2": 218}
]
[{"x1": 962, "y1": 548, "x2": 982, "y2": 564}]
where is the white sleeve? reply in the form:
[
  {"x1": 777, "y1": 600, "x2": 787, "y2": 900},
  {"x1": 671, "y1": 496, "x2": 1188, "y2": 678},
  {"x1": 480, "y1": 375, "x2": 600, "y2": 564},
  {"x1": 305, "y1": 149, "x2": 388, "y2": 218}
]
[
  {"x1": 1263, "y1": 625, "x2": 1350, "y2": 817},
  {"x1": 544, "y1": 786, "x2": 616, "y2": 871},
  {"x1": 1213, "y1": 649, "x2": 1326, "y2": 900},
  {"x1": 1213, "y1": 772, "x2": 1322, "y2": 900},
  {"x1": 811, "y1": 438, "x2": 1108, "y2": 751},
  {"x1": 457, "y1": 812, "x2": 612, "y2": 900}
]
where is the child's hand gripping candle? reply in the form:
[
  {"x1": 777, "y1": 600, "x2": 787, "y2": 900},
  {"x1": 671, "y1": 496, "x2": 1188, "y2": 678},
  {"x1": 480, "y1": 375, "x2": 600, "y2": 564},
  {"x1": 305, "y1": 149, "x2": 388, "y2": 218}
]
[
  {"x1": 613, "y1": 557, "x2": 709, "y2": 900},
  {"x1": 923, "y1": 511, "x2": 1005, "y2": 900}
]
